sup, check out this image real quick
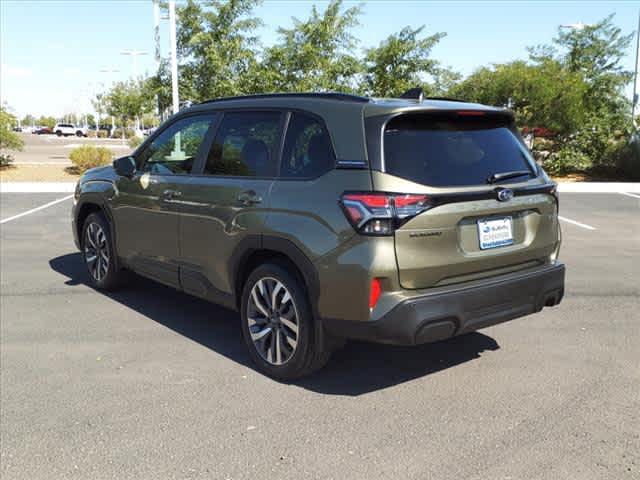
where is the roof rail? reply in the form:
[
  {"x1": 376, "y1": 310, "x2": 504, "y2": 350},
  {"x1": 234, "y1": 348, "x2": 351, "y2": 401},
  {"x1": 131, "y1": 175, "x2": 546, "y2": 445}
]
[{"x1": 199, "y1": 92, "x2": 370, "y2": 105}]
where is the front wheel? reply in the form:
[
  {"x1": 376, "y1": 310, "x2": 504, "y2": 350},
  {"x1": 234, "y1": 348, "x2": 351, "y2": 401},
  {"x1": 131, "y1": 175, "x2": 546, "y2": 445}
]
[
  {"x1": 76, "y1": 131, "x2": 83, "y2": 137},
  {"x1": 240, "y1": 263, "x2": 331, "y2": 380},
  {"x1": 56, "y1": 130, "x2": 62, "y2": 137},
  {"x1": 82, "y1": 212, "x2": 124, "y2": 290}
]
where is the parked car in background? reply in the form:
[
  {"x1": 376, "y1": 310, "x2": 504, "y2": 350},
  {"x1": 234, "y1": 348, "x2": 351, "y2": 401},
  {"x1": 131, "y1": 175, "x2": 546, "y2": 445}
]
[
  {"x1": 53, "y1": 123, "x2": 88, "y2": 137},
  {"x1": 12, "y1": 126, "x2": 22, "y2": 132},
  {"x1": 72, "y1": 91, "x2": 565, "y2": 379},
  {"x1": 33, "y1": 126, "x2": 52, "y2": 135}
]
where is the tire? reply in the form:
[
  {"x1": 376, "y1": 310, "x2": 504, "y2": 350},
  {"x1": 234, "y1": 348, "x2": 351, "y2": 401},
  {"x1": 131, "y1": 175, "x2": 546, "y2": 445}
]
[
  {"x1": 56, "y1": 130, "x2": 62, "y2": 137},
  {"x1": 81, "y1": 212, "x2": 124, "y2": 290},
  {"x1": 76, "y1": 131, "x2": 83, "y2": 137},
  {"x1": 240, "y1": 262, "x2": 332, "y2": 380}
]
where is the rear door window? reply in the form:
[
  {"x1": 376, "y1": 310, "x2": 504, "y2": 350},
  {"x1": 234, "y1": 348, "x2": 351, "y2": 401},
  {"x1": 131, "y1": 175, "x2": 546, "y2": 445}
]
[
  {"x1": 383, "y1": 113, "x2": 536, "y2": 187},
  {"x1": 204, "y1": 111, "x2": 282, "y2": 177}
]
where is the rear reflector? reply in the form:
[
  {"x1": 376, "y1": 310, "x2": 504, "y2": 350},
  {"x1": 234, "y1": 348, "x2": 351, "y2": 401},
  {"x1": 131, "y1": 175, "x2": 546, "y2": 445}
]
[{"x1": 369, "y1": 278, "x2": 382, "y2": 310}]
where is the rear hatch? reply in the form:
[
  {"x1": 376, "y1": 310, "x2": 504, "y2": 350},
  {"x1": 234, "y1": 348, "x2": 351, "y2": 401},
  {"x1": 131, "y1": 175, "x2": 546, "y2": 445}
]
[{"x1": 374, "y1": 110, "x2": 559, "y2": 289}]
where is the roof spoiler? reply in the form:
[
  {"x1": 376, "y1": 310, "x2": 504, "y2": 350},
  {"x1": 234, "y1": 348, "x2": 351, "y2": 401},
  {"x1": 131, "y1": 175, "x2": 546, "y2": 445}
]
[
  {"x1": 399, "y1": 87, "x2": 469, "y2": 104},
  {"x1": 400, "y1": 87, "x2": 424, "y2": 102}
]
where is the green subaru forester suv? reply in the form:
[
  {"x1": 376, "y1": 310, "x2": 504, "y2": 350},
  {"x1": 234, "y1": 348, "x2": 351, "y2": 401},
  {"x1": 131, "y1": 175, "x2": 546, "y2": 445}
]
[{"x1": 72, "y1": 91, "x2": 565, "y2": 379}]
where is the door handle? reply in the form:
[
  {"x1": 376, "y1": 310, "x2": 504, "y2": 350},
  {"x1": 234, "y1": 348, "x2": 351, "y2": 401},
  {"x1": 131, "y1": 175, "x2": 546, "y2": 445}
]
[
  {"x1": 237, "y1": 190, "x2": 262, "y2": 206},
  {"x1": 162, "y1": 189, "x2": 182, "y2": 201}
]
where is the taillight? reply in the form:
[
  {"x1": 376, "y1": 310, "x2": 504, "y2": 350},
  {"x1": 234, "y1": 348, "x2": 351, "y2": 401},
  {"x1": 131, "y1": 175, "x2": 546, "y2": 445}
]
[{"x1": 340, "y1": 192, "x2": 431, "y2": 235}]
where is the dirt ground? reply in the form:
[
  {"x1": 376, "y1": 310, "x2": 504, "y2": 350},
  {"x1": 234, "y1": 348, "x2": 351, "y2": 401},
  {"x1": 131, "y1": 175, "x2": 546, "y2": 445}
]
[{"x1": 0, "y1": 165, "x2": 80, "y2": 182}]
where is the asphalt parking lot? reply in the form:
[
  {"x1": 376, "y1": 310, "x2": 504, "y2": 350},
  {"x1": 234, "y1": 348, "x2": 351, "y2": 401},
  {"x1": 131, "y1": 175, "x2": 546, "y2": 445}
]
[
  {"x1": 1, "y1": 191, "x2": 638, "y2": 479},
  {"x1": 11, "y1": 133, "x2": 131, "y2": 166}
]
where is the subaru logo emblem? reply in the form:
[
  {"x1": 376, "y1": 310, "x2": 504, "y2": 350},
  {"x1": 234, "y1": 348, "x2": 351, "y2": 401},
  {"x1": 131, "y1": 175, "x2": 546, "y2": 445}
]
[{"x1": 497, "y1": 188, "x2": 514, "y2": 202}]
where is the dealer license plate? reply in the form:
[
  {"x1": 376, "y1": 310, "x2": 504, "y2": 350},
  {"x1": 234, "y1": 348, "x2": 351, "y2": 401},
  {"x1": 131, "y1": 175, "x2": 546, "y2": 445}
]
[{"x1": 477, "y1": 217, "x2": 514, "y2": 250}]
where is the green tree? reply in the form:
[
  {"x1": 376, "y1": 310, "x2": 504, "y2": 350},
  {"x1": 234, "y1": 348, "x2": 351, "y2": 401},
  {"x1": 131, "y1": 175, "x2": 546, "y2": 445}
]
[
  {"x1": 174, "y1": 0, "x2": 263, "y2": 100},
  {"x1": 260, "y1": 0, "x2": 362, "y2": 93},
  {"x1": 1, "y1": 107, "x2": 24, "y2": 167},
  {"x1": 363, "y1": 26, "x2": 451, "y2": 97},
  {"x1": 37, "y1": 116, "x2": 56, "y2": 129},
  {"x1": 450, "y1": 59, "x2": 588, "y2": 134},
  {"x1": 145, "y1": 60, "x2": 173, "y2": 118},
  {"x1": 531, "y1": 14, "x2": 633, "y2": 124},
  {"x1": 535, "y1": 15, "x2": 634, "y2": 174},
  {"x1": 106, "y1": 80, "x2": 154, "y2": 139},
  {"x1": 21, "y1": 114, "x2": 36, "y2": 127}
]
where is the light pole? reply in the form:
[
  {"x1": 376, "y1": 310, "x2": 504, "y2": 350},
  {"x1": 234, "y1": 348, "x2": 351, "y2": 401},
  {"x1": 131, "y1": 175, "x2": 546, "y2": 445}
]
[
  {"x1": 153, "y1": 0, "x2": 161, "y2": 69},
  {"x1": 120, "y1": 50, "x2": 148, "y2": 134},
  {"x1": 120, "y1": 49, "x2": 149, "y2": 79},
  {"x1": 632, "y1": 10, "x2": 640, "y2": 129},
  {"x1": 149, "y1": 0, "x2": 179, "y2": 119},
  {"x1": 168, "y1": 0, "x2": 179, "y2": 115},
  {"x1": 99, "y1": 68, "x2": 120, "y2": 136}
]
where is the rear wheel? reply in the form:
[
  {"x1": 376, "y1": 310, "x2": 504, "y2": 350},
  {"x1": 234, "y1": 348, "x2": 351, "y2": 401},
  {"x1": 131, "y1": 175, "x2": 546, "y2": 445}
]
[
  {"x1": 240, "y1": 263, "x2": 331, "y2": 380},
  {"x1": 56, "y1": 130, "x2": 62, "y2": 137},
  {"x1": 76, "y1": 130, "x2": 83, "y2": 137},
  {"x1": 82, "y1": 212, "x2": 124, "y2": 290}
]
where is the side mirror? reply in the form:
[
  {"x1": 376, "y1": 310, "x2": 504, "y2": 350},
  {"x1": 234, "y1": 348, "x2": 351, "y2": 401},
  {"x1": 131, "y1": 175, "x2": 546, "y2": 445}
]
[{"x1": 113, "y1": 156, "x2": 136, "y2": 178}]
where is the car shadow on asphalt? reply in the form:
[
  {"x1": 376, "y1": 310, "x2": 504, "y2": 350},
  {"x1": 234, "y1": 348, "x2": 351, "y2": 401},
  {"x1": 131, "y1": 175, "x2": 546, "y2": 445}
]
[{"x1": 50, "y1": 253, "x2": 500, "y2": 396}]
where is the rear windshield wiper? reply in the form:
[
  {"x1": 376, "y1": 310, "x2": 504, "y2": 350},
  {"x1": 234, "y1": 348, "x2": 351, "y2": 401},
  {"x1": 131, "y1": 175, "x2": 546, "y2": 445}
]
[{"x1": 487, "y1": 170, "x2": 533, "y2": 184}]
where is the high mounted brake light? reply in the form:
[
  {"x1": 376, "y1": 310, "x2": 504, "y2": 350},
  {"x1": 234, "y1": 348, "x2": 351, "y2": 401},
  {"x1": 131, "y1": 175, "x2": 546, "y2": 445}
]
[
  {"x1": 340, "y1": 192, "x2": 431, "y2": 236},
  {"x1": 456, "y1": 110, "x2": 486, "y2": 116}
]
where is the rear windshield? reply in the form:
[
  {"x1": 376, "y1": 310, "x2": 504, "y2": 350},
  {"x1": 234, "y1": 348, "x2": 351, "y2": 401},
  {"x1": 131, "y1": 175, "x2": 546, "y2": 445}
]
[{"x1": 383, "y1": 113, "x2": 536, "y2": 187}]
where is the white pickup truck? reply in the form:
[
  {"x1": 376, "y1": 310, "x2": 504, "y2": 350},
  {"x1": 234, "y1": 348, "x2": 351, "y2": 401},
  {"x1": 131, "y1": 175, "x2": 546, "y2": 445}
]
[{"x1": 53, "y1": 123, "x2": 88, "y2": 137}]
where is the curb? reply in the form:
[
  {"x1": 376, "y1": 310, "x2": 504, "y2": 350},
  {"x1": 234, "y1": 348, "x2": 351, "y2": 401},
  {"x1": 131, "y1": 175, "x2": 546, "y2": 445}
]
[
  {"x1": 0, "y1": 181, "x2": 638, "y2": 194},
  {"x1": 0, "y1": 182, "x2": 76, "y2": 193},
  {"x1": 556, "y1": 182, "x2": 640, "y2": 193}
]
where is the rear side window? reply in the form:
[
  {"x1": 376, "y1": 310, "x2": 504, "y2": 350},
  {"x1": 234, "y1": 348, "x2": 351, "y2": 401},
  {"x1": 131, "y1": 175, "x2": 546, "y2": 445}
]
[
  {"x1": 383, "y1": 114, "x2": 536, "y2": 187},
  {"x1": 204, "y1": 111, "x2": 281, "y2": 177},
  {"x1": 281, "y1": 112, "x2": 335, "y2": 178}
]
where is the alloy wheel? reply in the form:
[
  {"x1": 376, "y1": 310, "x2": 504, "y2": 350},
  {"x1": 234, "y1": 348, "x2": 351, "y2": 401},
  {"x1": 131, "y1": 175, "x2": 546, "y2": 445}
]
[
  {"x1": 84, "y1": 222, "x2": 109, "y2": 282},
  {"x1": 247, "y1": 277, "x2": 299, "y2": 366}
]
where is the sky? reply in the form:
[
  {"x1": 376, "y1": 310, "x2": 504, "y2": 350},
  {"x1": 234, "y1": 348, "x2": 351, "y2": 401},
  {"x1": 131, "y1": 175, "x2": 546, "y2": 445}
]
[{"x1": 1, "y1": 0, "x2": 638, "y2": 119}]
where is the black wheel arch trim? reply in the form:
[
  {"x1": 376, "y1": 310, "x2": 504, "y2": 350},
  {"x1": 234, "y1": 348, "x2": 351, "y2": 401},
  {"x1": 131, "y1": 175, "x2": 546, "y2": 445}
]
[
  {"x1": 229, "y1": 235, "x2": 320, "y2": 305},
  {"x1": 230, "y1": 235, "x2": 326, "y2": 349},
  {"x1": 74, "y1": 192, "x2": 119, "y2": 271}
]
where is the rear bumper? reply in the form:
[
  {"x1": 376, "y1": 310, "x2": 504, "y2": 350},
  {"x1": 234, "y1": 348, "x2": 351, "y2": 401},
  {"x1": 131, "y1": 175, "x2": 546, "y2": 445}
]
[{"x1": 324, "y1": 263, "x2": 565, "y2": 345}]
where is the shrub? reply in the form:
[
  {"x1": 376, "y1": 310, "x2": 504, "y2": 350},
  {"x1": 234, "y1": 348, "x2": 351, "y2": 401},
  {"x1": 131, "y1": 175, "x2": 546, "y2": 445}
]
[
  {"x1": 97, "y1": 131, "x2": 108, "y2": 138},
  {"x1": 69, "y1": 145, "x2": 113, "y2": 173},
  {"x1": 614, "y1": 135, "x2": 640, "y2": 180},
  {"x1": 86, "y1": 130, "x2": 97, "y2": 138},
  {"x1": 0, "y1": 153, "x2": 14, "y2": 168},
  {"x1": 543, "y1": 147, "x2": 591, "y2": 176},
  {"x1": 128, "y1": 136, "x2": 143, "y2": 149},
  {"x1": 111, "y1": 128, "x2": 135, "y2": 139}
]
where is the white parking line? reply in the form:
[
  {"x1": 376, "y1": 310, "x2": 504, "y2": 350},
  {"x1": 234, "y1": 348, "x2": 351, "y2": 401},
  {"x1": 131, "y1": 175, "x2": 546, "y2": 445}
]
[
  {"x1": 558, "y1": 216, "x2": 596, "y2": 231},
  {"x1": 0, "y1": 195, "x2": 74, "y2": 224},
  {"x1": 620, "y1": 192, "x2": 640, "y2": 200}
]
